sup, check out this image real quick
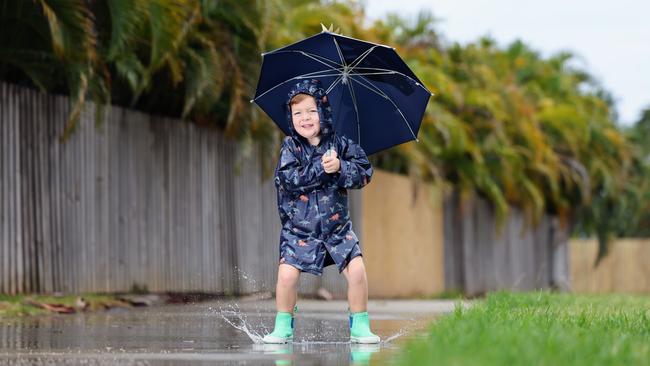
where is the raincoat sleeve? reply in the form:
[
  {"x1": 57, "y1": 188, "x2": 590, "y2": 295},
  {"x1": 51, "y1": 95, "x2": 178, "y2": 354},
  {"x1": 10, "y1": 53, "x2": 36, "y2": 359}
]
[
  {"x1": 336, "y1": 137, "x2": 373, "y2": 189},
  {"x1": 275, "y1": 138, "x2": 330, "y2": 192}
]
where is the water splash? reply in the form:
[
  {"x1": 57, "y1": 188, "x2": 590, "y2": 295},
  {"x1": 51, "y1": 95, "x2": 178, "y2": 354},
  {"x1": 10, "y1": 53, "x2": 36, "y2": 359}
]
[
  {"x1": 216, "y1": 301, "x2": 413, "y2": 346},
  {"x1": 381, "y1": 317, "x2": 429, "y2": 344},
  {"x1": 216, "y1": 303, "x2": 265, "y2": 344},
  {"x1": 234, "y1": 266, "x2": 272, "y2": 294},
  {"x1": 208, "y1": 268, "x2": 277, "y2": 344},
  {"x1": 214, "y1": 267, "x2": 421, "y2": 346},
  {"x1": 234, "y1": 267, "x2": 259, "y2": 287},
  {"x1": 382, "y1": 329, "x2": 408, "y2": 343}
]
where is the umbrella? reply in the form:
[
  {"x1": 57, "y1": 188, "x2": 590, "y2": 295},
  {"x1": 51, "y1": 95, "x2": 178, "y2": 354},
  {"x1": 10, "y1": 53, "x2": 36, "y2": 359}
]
[{"x1": 251, "y1": 28, "x2": 433, "y2": 155}]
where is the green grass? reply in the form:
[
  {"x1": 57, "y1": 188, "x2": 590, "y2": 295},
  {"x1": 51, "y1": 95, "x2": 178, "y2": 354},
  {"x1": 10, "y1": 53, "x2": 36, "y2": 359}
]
[
  {"x1": 419, "y1": 290, "x2": 466, "y2": 300},
  {"x1": 390, "y1": 292, "x2": 650, "y2": 365},
  {"x1": 0, "y1": 293, "x2": 130, "y2": 317}
]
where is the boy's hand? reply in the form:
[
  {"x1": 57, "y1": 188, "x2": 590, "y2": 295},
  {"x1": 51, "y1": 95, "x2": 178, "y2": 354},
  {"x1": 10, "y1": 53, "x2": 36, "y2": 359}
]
[{"x1": 321, "y1": 149, "x2": 340, "y2": 174}]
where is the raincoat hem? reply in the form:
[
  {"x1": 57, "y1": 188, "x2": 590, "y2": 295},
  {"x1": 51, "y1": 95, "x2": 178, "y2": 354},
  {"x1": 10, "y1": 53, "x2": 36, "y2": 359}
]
[
  {"x1": 281, "y1": 258, "x2": 325, "y2": 276},
  {"x1": 337, "y1": 251, "x2": 363, "y2": 273}
]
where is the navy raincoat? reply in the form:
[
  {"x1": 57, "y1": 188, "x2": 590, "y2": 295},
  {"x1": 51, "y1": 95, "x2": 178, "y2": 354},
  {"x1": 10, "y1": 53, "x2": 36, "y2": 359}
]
[{"x1": 274, "y1": 79, "x2": 373, "y2": 275}]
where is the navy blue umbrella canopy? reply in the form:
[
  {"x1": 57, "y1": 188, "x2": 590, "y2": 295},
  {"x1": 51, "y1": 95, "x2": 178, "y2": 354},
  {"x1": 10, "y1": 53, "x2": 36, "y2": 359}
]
[{"x1": 252, "y1": 30, "x2": 433, "y2": 155}]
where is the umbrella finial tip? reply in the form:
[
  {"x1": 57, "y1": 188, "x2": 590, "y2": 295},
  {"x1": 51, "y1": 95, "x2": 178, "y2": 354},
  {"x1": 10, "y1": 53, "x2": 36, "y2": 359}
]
[
  {"x1": 249, "y1": 99, "x2": 254, "y2": 103},
  {"x1": 416, "y1": 138, "x2": 420, "y2": 143}
]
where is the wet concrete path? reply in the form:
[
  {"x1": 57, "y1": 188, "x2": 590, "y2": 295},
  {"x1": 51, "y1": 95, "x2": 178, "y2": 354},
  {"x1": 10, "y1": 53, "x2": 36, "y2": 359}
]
[{"x1": 0, "y1": 299, "x2": 466, "y2": 365}]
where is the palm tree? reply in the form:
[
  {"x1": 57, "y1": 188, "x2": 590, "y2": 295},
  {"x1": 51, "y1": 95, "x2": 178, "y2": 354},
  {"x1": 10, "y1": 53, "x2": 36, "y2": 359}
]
[
  {"x1": 0, "y1": 0, "x2": 106, "y2": 139},
  {"x1": 369, "y1": 11, "x2": 633, "y2": 251}
]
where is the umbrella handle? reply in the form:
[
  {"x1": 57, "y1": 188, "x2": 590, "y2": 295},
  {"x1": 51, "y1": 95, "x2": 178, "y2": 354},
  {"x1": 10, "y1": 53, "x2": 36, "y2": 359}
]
[{"x1": 326, "y1": 134, "x2": 336, "y2": 157}]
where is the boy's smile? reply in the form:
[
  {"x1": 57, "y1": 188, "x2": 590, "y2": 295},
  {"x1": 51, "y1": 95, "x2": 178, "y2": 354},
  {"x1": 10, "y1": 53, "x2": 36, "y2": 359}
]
[{"x1": 291, "y1": 95, "x2": 321, "y2": 145}]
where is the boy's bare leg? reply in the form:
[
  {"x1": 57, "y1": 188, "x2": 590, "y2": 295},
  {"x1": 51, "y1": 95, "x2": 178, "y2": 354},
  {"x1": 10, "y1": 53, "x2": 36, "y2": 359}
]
[
  {"x1": 276, "y1": 264, "x2": 300, "y2": 313},
  {"x1": 342, "y1": 256, "x2": 368, "y2": 312},
  {"x1": 343, "y1": 256, "x2": 379, "y2": 343}
]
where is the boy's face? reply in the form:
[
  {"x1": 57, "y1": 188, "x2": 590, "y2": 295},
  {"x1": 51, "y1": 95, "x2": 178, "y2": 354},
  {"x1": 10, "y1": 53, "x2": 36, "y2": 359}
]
[{"x1": 291, "y1": 95, "x2": 321, "y2": 140}]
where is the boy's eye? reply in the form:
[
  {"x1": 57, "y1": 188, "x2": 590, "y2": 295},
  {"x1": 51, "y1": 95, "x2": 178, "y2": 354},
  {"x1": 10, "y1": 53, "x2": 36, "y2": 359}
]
[{"x1": 292, "y1": 109, "x2": 317, "y2": 116}]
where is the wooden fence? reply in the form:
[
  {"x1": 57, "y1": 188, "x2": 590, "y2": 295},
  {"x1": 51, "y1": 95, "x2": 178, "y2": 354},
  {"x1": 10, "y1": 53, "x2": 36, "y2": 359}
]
[
  {"x1": 443, "y1": 191, "x2": 570, "y2": 296},
  {"x1": 362, "y1": 170, "x2": 445, "y2": 297},
  {"x1": 0, "y1": 83, "x2": 357, "y2": 296},
  {"x1": 1, "y1": 82, "x2": 572, "y2": 298},
  {"x1": 571, "y1": 239, "x2": 650, "y2": 293}
]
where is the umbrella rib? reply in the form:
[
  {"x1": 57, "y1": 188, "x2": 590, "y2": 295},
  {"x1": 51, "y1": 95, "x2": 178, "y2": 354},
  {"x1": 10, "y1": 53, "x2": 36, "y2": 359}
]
[
  {"x1": 270, "y1": 50, "x2": 343, "y2": 69},
  {"x1": 332, "y1": 38, "x2": 348, "y2": 67},
  {"x1": 348, "y1": 71, "x2": 398, "y2": 76},
  {"x1": 293, "y1": 68, "x2": 344, "y2": 79},
  {"x1": 354, "y1": 66, "x2": 424, "y2": 80},
  {"x1": 348, "y1": 46, "x2": 379, "y2": 70},
  {"x1": 253, "y1": 69, "x2": 343, "y2": 101},
  {"x1": 351, "y1": 67, "x2": 433, "y2": 94},
  {"x1": 325, "y1": 74, "x2": 344, "y2": 94},
  {"x1": 352, "y1": 67, "x2": 397, "y2": 71},
  {"x1": 346, "y1": 77, "x2": 362, "y2": 145},
  {"x1": 348, "y1": 75, "x2": 419, "y2": 141},
  {"x1": 299, "y1": 72, "x2": 346, "y2": 78}
]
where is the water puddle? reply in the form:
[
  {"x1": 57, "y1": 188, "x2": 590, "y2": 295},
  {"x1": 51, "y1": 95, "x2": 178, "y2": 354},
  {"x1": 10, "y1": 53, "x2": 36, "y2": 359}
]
[
  {"x1": 0, "y1": 268, "x2": 451, "y2": 365},
  {"x1": 212, "y1": 268, "x2": 428, "y2": 348}
]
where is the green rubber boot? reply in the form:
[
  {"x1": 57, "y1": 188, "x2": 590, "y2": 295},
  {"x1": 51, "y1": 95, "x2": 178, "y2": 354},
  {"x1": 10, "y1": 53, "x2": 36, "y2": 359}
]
[
  {"x1": 263, "y1": 308, "x2": 295, "y2": 344},
  {"x1": 350, "y1": 344, "x2": 380, "y2": 365},
  {"x1": 349, "y1": 311, "x2": 380, "y2": 344}
]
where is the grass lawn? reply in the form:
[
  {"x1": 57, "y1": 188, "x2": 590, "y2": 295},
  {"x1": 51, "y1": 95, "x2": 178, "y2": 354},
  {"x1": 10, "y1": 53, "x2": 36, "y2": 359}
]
[
  {"x1": 390, "y1": 292, "x2": 650, "y2": 365},
  {"x1": 0, "y1": 293, "x2": 130, "y2": 317}
]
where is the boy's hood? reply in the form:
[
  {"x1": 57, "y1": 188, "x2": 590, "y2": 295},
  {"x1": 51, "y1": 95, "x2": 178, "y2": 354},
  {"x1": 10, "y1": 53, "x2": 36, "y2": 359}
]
[{"x1": 285, "y1": 79, "x2": 334, "y2": 141}]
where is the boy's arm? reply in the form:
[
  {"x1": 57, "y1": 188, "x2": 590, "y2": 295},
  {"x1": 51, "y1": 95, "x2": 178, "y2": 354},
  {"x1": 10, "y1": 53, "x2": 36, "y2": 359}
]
[
  {"x1": 275, "y1": 138, "x2": 330, "y2": 192},
  {"x1": 335, "y1": 137, "x2": 373, "y2": 189}
]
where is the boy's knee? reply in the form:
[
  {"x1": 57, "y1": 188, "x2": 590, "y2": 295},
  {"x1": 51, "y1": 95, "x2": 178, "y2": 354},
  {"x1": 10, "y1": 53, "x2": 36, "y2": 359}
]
[
  {"x1": 346, "y1": 267, "x2": 367, "y2": 286},
  {"x1": 277, "y1": 265, "x2": 300, "y2": 286}
]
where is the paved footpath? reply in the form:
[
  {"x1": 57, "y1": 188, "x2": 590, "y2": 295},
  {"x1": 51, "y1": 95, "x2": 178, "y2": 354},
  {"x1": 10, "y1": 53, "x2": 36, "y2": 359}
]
[{"x1": 0, "y1": 299, "x2": 471, "y2": 365}]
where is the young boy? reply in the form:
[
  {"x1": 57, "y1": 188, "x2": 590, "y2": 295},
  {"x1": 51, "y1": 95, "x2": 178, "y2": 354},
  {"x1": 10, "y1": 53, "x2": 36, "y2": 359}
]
[{"x1": 263, "y1": 79, "x2": 380, "y2": 344}]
